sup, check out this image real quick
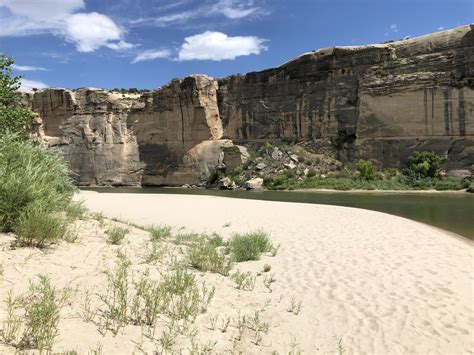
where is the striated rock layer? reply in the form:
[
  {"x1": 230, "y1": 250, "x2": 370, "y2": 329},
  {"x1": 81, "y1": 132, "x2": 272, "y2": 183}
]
[{"x1": 26, "y1": 25, "x2": 473, "y2": 186}]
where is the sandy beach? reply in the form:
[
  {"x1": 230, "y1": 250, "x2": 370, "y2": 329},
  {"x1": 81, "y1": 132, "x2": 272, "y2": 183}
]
[{"x1": 1, "y1": 191, "x2": 472, "y2": 354}]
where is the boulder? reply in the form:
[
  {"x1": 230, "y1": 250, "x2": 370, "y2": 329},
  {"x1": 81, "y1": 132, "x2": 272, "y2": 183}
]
[
  {"x1": 290, "y1": 154, "x2": 299, "y2": 163},
  {"x1": 219, "y1": 177, "x2": 236, "y2": 190},
  {"x1": 245, "y1": 178, "x2": 264, "y2": 190},
  {"x1": 223, "y1": 145, "x2": 250, "y2": 173},
  {"x1": 271, "y1": 148, "x2": 283, "y2": 160},
  {"x1": 256, "y1": 163, "x2": 266, "y2": 170}
]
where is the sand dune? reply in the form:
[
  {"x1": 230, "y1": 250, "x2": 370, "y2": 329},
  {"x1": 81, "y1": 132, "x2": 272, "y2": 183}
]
[{"x1": 0, "y1": 191, "x2": 472, "y2": 354}]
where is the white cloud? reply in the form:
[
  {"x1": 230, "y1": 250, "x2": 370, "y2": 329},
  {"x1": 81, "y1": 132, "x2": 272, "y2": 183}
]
[
  {"x1": 390, "y1": 24, "x2": 398, "y2": 33},
  {"x1": 132, "y1": 49, "x2": 172, "y2": 63},
  {"x1": 12, "y1": 64, "x2": 47, "y2": 71},
  {"x1": 131, "y1": 0, "x2": 266, "y2": 27},
  {"x1": 64, "y1": 12, "x2": 129, "y2": 52},
  {"x1": 0, "y1": 0, "x2": 84, "y2": 21},
  {"x1": 178, "y1": 31, "x2": 267, "y2": 61},
  {"x1": 438, "y1": 26, "x2": 444, "y2": 30},
  {"x1": 212, "y1": 0, "x2": 260, "y2": 19},
  {"x1": 0, "y1": 1, "x2": 135, "y2": 52},
  {"x1": 20, "y1": 78, "x2": 49, "y2": 92}
]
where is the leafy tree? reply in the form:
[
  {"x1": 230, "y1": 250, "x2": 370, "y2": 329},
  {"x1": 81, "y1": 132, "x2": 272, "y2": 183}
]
[
  {"x1": 356, "y1": 159, "x2": 376, "y2": 181},
  {"x1": 0, "y1": 54, "x2": 34, "y2": 136},
  {"x1": 406, "y1": 151, "x2": 442, "y2": 178}
]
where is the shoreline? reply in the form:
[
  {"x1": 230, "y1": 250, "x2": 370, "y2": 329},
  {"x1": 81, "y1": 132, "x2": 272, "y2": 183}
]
[{"x1": 81, "y1": 185, "x2": 472, "y2": 195}]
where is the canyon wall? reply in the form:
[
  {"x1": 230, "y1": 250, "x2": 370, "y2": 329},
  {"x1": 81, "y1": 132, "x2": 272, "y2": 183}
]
[
  {"x1": 27, "y1": 25, "x2": 473, "y2": 186},
  {"x1": 218, "y1": 24, "x2": 474, "y2": 171}
]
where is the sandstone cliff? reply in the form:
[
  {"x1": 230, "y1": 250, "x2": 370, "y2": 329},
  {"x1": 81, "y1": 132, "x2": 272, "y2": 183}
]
[{"x1": 26, "y1": 25, "x2": 473, "y2": 186}]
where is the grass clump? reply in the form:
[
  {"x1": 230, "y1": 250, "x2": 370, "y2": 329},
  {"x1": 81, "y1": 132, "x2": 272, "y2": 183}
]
[
  {"x1": 14, "y1": 203, "x2": 69, "y2": 248},
  {"x1": 187, "y1": 241, "x2": 233, "y2": 276},
  {"x1": 105, "y1": 226, "x2": 129, "y2": 245},
  {"x1": 1, "y1": 276, "x2": 66, "y2": 351},
  {"x1": 228, "y1": 230, "x2": 273, "y2": 262},
  {"x1": 98, "y1": 252, "x2": 131, "y2": 334},
  {"x1": 148, "y1": 225, "x2": 172, "y2": 242},
  {"x1": 230, "y1": 270, "x2": 256, "y2": 290},
  {"x1": 19, "y1": 276, "x2": 63, "y2": 350}
]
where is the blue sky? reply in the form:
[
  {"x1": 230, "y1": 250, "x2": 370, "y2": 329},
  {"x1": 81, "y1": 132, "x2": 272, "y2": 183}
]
[{"x1": 0, "y1": 0, "x2": 472, "y2": 91}]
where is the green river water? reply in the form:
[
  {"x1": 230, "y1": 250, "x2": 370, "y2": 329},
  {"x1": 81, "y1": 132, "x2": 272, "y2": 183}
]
[{"x1": 84, "y1": 188, "x2": 474, "y2": 240}]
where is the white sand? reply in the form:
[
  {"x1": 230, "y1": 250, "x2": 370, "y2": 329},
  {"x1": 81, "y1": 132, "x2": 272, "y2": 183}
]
[{"x1": 1, "y1": 191, "x2": 472, "y2": 354}]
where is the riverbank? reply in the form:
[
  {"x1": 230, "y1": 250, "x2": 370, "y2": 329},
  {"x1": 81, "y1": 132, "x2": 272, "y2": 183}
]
[
  {"x1": 81, "y1": 187, "x2": 474, "y2": 238},
  {"x1": 74, "y1": 191, "x2": 472, "y2": 353}
]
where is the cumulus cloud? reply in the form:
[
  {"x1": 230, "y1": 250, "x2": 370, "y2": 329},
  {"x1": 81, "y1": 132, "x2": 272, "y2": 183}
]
[
  {"x1": 178, "y1": 31, "x2": 267, "y2": 61},
  {"x1": 12, "y1": 64, "x2": 47, "y2": 71},
  {"x1": 20, "y1": 78, "x2": 49, "y2": 92},
  {"x1": 64, "y1": 12, "x2": 132, "y2": 52},
  {"x1": 0, "y1": 0, "x2": 135, "y2": 52},
  {"x1": 132, "y1": 49, "x2": 172, "y2": 63}
]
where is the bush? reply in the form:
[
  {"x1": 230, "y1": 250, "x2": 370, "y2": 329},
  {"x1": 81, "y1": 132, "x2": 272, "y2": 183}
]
[
  {"x1": 15, "y1": 204, "x2": 68, "y2": 248},
  {"x1": 0, "y1": 133, "x2": 76, "y2": 235},
  {"x1": 284, "y1": 169, "x2": 296, "y2": 179},
  {"x1": 106, "y1": 226, "x2": 129, "y2": 245},
  {"x1": 356, "y1": 159, "x2": 377, "y2": 181},
  {"x1": 434, "y1": 177, "x2": 468, "y2": 191},
  {"x1": 306, "y1": 168, "x2": 317, "y2": 178},
  {"x1": 405, "y1": 151, "x2": 442, "y2": 178},
  {"x1": 467, "y1": 182, "x2": 474, "y2": 193},
  {"x1": 228, "y1": 231, "x2": 273, "y2": 262}
]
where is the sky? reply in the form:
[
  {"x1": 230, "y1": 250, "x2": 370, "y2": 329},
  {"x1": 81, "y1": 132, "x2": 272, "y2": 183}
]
[{"x1": 0, "y1": 0, "x2": 472, "y2": 91}]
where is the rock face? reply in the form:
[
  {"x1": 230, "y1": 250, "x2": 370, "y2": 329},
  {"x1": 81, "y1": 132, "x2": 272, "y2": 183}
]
[
  {"x1": 27, "y1": 25, "x2": 473, "y2": 186},
  {"x1": 218, "y1": 25, "x2": 474, "y2": 170},
  {"x1": 28, "y1": 89, "x2": 143, "y2": 186}
]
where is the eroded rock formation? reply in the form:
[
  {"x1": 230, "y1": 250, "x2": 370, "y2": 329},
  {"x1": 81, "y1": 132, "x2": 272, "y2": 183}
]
[{"x1": 26, "y1": 25, "x2": 473, "y2": 186}]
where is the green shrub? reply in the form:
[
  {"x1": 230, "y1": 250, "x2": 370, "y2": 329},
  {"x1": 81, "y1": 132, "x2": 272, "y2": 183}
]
[
  {"x1": 105, "y1": 226, "x2": 129, "y2": 245},
  {"x1": 470, "y1": 164, "x2": 474, "y2": 176},
  {"x1": 0, "y1": 133, "x2": 76, "y2": 234},
  {"x1": 14, "y1": 203, "x2": 68, "y2": 248},
  {"x1": 467, "y1": 182, "x2": 474, "y2": 193},
  {"x1": 285, "y1": 169, "x2": 296, "y2": 179},
  {"x1": 383, "y1": 168, "x2": 398, "y2": 179},
  {"x1": 228, "y1": 231, "x2": 273, "y2": 262},
  {"x1": 306, "y1": 168, "x2": 317, "y2": 178},
  {"x1": 356, "y1": 159, "x2": 377, "y2": 181},
  {"x1": 434, "y1": 177, "x2": 468, "y2": 191},
  {"x1": 405, "y1": 151, "x2": 442, "y2": 178}
]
